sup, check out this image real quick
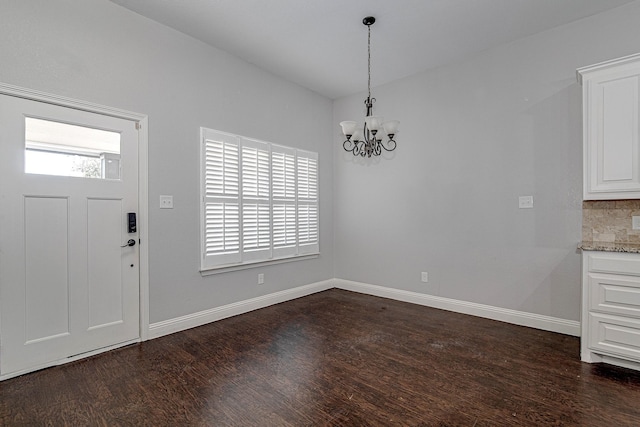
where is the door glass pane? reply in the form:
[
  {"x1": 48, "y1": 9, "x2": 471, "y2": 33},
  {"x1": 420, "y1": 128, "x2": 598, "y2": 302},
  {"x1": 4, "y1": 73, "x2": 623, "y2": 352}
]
[{"x1": 24, "y1": 117, "x2": 121, "y2": 179}]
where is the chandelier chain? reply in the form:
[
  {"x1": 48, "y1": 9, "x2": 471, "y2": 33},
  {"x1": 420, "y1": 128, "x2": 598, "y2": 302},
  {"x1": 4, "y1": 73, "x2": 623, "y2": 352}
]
[{"x1": 367, "y1": 23, "x2": 371, "y2": 101}]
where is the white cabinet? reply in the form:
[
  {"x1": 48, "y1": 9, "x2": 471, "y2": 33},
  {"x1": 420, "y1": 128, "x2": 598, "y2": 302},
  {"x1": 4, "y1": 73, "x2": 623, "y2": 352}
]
[
  {"x1": 582, "y1": 251, "x2": 640, "y2": 370},
  {"x1": 578, "y1": 53, "x2": 640, "y2": 200}
]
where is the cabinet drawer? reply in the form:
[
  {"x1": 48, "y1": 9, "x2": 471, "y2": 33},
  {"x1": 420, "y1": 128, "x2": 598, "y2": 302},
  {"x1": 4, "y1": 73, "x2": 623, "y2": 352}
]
[
  {"x1": 588, "y1": 313, "x2": 640, "y2": 361},
  {"x1": 587, "y1": 253, "x2": 640, "y2": 276},
  {"x1": 588, "y1": 273, "x2": 640, "y2": 318}
]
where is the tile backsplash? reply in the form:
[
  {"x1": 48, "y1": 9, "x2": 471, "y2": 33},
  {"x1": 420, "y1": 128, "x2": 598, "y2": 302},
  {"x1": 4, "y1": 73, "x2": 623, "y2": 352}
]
[{"x1": 583, "y1": 200, "x2": 640, "y2": 243}]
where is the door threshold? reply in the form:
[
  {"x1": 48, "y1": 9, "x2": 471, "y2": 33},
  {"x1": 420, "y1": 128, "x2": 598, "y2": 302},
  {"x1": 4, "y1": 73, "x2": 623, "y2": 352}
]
[{"x1": 0, "y1": 338, "x2": 140, "y2": 381}]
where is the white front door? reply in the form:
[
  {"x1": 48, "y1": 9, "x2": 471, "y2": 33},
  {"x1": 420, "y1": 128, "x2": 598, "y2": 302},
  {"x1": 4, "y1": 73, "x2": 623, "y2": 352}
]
[{"x1": 0, "y1": 95, "x2": 140, "y2": 377}]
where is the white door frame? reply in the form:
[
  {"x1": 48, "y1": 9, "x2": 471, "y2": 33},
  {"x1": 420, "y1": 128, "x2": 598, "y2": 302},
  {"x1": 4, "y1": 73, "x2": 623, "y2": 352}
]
[{"x1": 0, "y1": 82, "x2": 150, "y2": 344}]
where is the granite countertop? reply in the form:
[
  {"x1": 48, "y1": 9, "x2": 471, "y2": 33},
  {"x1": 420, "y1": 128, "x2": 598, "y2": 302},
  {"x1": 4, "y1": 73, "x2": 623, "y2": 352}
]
[{"x1": 579, "y1": 241, "x2": 640, "y2": 253}]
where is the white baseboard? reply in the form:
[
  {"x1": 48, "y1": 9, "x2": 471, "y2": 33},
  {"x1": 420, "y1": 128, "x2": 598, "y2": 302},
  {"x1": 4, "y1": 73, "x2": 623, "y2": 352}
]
[
  {"x1": 334, "y1": 279, "x2": 581, "y2": 337},
  {"x1": 148, "y1": 278, "x2": 580, "y2": 341},
  {"x1": 148, "y1": 279, "x2": 334, "y2": 339}
]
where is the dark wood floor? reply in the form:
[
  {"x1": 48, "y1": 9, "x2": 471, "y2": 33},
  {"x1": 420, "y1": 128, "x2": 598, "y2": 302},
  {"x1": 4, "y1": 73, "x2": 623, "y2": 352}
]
[{"x1": 2, "y1": 289, "x2": 640, "y2": 426}]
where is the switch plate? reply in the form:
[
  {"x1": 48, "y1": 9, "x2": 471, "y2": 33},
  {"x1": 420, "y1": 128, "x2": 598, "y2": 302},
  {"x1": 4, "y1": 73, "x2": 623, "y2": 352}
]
[
  {"x1": 421, "y1": 272, "x2": 429, "y2": 283},
  {"x1": 160, "y1": 195, "x2": 173, "y2": 209},
  {"x1": 258, "y1": 273, "x2": 264, "y2": 285},
  {"x1": 518, "y1": 196, "x2": 534, "y2": 209},
  {"x1": 633, "y1": 216, "x2": 640, "y2": 230}
]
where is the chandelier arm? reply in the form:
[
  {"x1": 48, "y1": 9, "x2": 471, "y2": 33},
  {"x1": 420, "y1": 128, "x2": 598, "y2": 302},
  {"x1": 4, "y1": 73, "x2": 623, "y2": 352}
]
[
  {"x1": 343, "y1": 139, "x2": 355, "y2": 152},
  {"x1": 353, "y1": 141, "x2": 362, "y2": 156},
  {"x1": 380, "y1": 138, "x2": 397, "y2": 152}
]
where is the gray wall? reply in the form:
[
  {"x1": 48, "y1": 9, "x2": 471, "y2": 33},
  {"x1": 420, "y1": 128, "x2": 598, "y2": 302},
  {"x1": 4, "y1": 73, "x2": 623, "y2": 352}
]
[
  {"x1": 4, "y1": 0, "x2": 640, "y2": 327},
  {"x1": 0, "y1": 0, "x2": 334, "y2": 323},
  {"x1": 334, "y1": 1, "x2": 640, "y2": 322}
]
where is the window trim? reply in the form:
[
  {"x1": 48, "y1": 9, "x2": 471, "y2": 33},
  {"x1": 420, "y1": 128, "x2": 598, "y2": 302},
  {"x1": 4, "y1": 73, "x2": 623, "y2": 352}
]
[
  {"x1": 199, "y1": 127, "x2": 319, "y2": 273},
  {"x1": 200, "y1": 253, "x2": 319, "y2": 276}
]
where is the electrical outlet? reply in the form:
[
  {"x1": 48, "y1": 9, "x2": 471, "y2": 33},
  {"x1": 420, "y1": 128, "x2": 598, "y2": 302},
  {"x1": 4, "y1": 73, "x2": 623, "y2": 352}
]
[
  {"x1": 159, "y1": 195, "x2": 173, "y2": 209},
  {"x1": 421, "y1": 272, "x2": 429, "y2": 283},
  {"x1": 258, "y1": 273, "x2": 264, "y2": 285},
  {"x1": 633, "y1": 216, "x2": 640, "y2": 230},
  {"x1": 518, "y1": 195, "x2": 533, "y2": 209}
]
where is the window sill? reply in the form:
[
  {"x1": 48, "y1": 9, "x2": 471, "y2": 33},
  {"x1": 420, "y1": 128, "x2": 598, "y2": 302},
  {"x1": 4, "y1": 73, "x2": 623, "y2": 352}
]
[{"x1": 200, "y1": 253, "x2": 319, "y2": 276}]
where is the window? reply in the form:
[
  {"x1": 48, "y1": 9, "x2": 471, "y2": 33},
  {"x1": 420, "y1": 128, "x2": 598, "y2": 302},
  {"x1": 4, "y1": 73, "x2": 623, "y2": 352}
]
[
  {"x1": 200, "y1": 127, "x2": 319, "y2": 270},
  {"x1": 24, "y1": 117, "x2": 121, "y2": 179}
]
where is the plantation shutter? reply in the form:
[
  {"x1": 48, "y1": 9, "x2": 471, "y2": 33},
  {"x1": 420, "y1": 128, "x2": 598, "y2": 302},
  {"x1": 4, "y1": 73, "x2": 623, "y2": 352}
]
[
  {"x1": 202, "y1": 128, "x2": 241, "y2": 268},
  {"x1": 297, "y1": 150, "x2": 319, "y2": 255},
  {"x1": 241, "y1": 138, "x2": 271, "y2": 262},
  {"x1": 272, "y1": 144, "x2": 297, "y2": 258},
  {"x1": 200, "y1": 126, "x2": 319, "y2": 271}
]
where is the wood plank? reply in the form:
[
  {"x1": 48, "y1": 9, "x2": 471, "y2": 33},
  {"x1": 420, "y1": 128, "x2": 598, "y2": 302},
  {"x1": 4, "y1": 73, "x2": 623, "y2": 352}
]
[{"x1": 1, "y1": 289, "x2": 640, "y2": 426}]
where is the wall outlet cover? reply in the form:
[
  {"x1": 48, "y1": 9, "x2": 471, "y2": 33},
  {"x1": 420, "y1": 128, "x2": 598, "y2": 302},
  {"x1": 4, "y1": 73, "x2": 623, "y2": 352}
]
[
  {"x1": 518, "y1": 195, "x2": 534, "y2": 209},
  {"x1": 160, "y1": 195, "x2": 173, "y2": 209}
]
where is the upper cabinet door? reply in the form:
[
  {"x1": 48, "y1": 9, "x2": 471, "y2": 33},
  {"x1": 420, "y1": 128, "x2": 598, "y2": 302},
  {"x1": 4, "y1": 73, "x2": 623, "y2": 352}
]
[{"x1": 579, "y1": 54, "x2": 640, "y2": 200}]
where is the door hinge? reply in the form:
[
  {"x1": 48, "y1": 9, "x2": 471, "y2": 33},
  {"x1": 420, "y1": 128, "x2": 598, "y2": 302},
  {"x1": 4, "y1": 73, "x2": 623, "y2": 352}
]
[{"x1": 135, "y1": 122, "x2": 141, "y2": 130}]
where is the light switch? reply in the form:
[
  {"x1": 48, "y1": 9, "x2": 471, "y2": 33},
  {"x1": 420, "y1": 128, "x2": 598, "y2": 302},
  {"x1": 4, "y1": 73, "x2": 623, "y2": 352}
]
[
  {"x1": 160, "y1": 195, "x2": 173, "y2": 209},
  {"x1": 633, "y1": 216, "x2": 640, "y2": 230},
  {"x1": 518, "y1": 196, "x2": 534, "y2": 209}
]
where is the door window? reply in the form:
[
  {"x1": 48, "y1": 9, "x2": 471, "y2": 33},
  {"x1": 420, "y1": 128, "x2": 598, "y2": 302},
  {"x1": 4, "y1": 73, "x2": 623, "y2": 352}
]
[{"x1": 24, "y1": 117, "x2": 121, "y2": 179}]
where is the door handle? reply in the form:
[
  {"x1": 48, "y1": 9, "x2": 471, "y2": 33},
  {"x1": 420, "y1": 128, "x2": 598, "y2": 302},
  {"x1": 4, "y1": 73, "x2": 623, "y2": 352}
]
[{"x1": 121, "y1": 239, "x2": 136, "y2": 248}]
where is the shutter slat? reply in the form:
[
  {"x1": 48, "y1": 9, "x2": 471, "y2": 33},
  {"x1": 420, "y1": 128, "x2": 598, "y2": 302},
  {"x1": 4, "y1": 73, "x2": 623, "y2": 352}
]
[
  {"x1": 273, "y1": 203, "x2": 296, "y2": 248},
  {"x1": 297, "y1": 151, "x2": 318, "y2": 252},
  {"x1": 205, "y1": 202, "x2": 240, "y2": 255},
  {"x1": 298, "y1": 203, "x2": 318, "y2": 245},
  {"x1": 243, "y1": 203, "x2": 270, "y2": 251},
  {"x1": 242, "y1": 141, "x2": 271, "y2": 255},
  {"x1": 272, "y1": 150, "x2": 296, "y2": 201},
  {"x1": 242, "y1": 144, "x2": 270, "y2": 199},
  {"x1": 205, "y1": 137, "x2": 239, "y2": 197}
]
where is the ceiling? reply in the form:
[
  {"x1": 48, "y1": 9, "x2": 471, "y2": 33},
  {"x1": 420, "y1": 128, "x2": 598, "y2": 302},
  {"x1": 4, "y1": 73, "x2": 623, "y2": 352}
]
[{"x1": 109, "y1": 0, "x2": 636, "y2": 99}]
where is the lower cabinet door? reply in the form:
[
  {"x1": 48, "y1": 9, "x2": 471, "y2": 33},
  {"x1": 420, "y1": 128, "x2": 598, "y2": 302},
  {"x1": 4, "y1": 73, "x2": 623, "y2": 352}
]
[
  {"x1": 588, "y1": 273, "x2": 640, "y2": 318},
  {"x1": 589, "y1": 312, "x2": 640, "y2": 361}
]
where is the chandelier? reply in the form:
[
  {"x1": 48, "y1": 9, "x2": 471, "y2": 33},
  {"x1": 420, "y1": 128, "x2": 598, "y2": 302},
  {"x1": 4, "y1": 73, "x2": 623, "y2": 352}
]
[{"x1": 340, "y1": 16, "x2": 399, "y2": 158}]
